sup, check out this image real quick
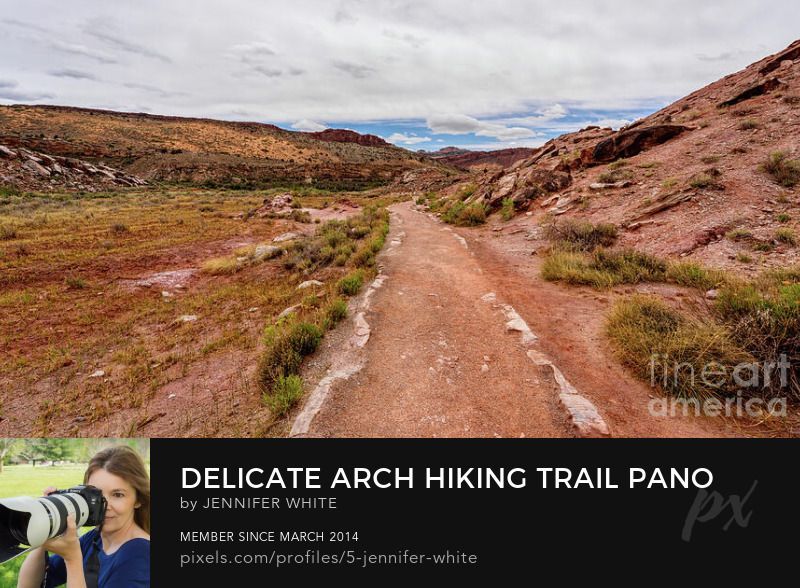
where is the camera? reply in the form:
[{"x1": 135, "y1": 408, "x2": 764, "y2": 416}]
[{"x1": 0, "y1": 485, "x2": 107, "y2": 564}]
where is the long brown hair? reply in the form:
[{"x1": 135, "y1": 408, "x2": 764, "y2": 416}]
[{"x1": 84, "y1": 446, "x2": 151, "y2": 534}]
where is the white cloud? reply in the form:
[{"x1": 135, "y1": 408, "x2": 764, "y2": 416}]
[
  {"x1": 291, "y1": 119, "x2": 328, "y2": 132},
  {"x1": 387, "y1": 132, "x2": 431, "y2": 145},
  {"x1": 0, "y1": 1, "x2": 797, "y2": 125},
  {"x1": 426, "y1": 114, "x2": 538, "y2": 141}
]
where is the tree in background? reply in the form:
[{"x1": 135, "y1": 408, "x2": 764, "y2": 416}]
[
  {"x1": 18, "y1": 439, "x2": 75, "y2": 465},
  {"x1": 0, "y1": 439, "x2": 21, "y2": 474}
]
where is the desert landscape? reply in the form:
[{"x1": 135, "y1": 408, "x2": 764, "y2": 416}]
[{"x1": 1, "y1": 39, "x2": 799, "y2": 438}]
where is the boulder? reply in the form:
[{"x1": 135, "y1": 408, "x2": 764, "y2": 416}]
[
  {"x1": 581, "y1": 125, "x2": 691, "y2": 166},
  {"x1": 718, "y1": 77, "x2": 785, "y2": 108}
]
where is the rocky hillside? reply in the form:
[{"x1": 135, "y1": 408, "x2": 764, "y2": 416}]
[
  {"x1": 0, "y1": 105, "x2": 441, "y2": 190},
  {"x1": 424, "y1": 146, "x2": 537, "y2": 170},
  {"x1": 0, "y1": 143, "x2": 146, "y2": 192},
  {"x1": 451, "y1": 39, "x2": 800, "y2": 273}
]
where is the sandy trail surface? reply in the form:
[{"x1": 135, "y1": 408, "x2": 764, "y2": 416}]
[{"x1": 299, "y1": 201, "x2": 738, "y2": 438}]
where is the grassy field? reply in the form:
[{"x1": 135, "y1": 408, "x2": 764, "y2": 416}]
[
  {"x1": 0, "y1": 186, "x2": 399, "y2": 437},
  {"x1": 0, "y1": 465, "x2": 89, "y2": 588}
]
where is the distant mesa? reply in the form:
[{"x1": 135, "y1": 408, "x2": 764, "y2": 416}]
[
  {"x1": 305, "y1": 128, "x2": 391, "y2": 148},
  {"x1": 421, "y1": 146, "x2": 538, "y2": 170}
]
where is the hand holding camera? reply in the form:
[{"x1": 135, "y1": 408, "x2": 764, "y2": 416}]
[{"x1": 0, "y1": 485, "x2": 107, "y2": 564}]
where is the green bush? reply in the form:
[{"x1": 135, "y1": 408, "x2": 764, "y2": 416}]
[
  {"x1": 542, "y1": 248, "x2": 666, "y2": 288},
  {"x1": 289, "y1": 322, "x2": 323, "y2": 355},
  {"x1": 323, "y1": 298, "x2": 348, "y2": 329},
  {"x1": 500, "y1": 197, "x2": 515, "y2": 221},
  {"x1": 338, "y1": 270, "x2": 364, "y2": 296},
  {"x1": 263, "y1": 375, "x2": 304, "y2": 417},
  {"x1": 258, "y1": 336, "x2": 303, "y2": 390},
  {"x1": 666, "y1": 262, "x2": 728, "y2": 290}
]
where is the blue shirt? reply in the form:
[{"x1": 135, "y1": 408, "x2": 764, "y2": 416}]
[{"x1": 45, "y1": 528, "x2": 150, "y2": 588}]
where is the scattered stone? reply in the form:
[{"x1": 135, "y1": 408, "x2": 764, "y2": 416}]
[
  {"x1": 168, "y1": 394, "x2": 177, "y2": 400},
  {"x1": 277, "y1": 304, "x2": 301, "y2": 321},
  {"x1": 253, "y1": 244, "x2": 282, "y2": 260},
  {"x1": 161, "y1": 290, "x2": 173, "y2": 298},
  {"x1": 248, "y1": 307, "x2": 259, "y2": 313},
  {"x1": 177, "y1": 314, "x2": 198, "y2": 323},
  {"x1": 297, "y1": 280, "x2": 324, "y2": 290},
  {"x1": 89, "y1": 369, "x2": 105, "y2": 378},
  {"x1": 705, "y1": 289, "x2": 719, "y2": 300},
  {"x1": 273, "y1": 232, "x2": 300, "y2": 243},
  {"x1": 589, "y1": 180, "x2": 632, "y2": 190},
  {"x1": 481, "y1": 364, "x2": 490, "y2": 373}
]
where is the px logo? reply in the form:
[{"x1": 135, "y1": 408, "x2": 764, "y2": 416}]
[{"x1": 682, "y1": 480, "x2": 757, "y2": 542}]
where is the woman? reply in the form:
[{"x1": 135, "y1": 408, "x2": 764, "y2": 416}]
[{"x1": 17, "y1": 446, "x2": 150, "y2": 588}]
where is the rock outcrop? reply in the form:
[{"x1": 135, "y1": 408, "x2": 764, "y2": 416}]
[
  {"x1": 0, "y1": 144, "x2": 146, "y2": 192},
  {"x1": 580, "y1": 124, "x2": 691, "y2": 166}
]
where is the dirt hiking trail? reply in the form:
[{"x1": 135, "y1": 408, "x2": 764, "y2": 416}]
[{"x1": 293, "y1": 201, "x2": 743, "y2": 438}]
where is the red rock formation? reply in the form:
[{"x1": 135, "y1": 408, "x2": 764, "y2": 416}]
[{"x1": 305, "y1": 129, "x2": 391, "y2": 148}]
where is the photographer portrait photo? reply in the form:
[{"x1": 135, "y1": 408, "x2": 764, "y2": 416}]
[{"x1": 0, "y1": 440, "x2": 150, "y2": 588}]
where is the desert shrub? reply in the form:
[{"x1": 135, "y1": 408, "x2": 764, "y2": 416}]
[
  {"x1": 442, "y1": 201, "x2": 487, "y2": 226},
  {"x1": 597, "y1": 168, "x2": 633, "y2": 184},
  {"x1": 738, "y1": 119, "x2": 759, "y2": 130},
  {"x1": 290, "y1": 209, "x2": 312, "y2": 223},
  {"x1": 725, "y1": 228, "x2": 752, "y2": 242},
  {"x1": 258, "y1": 335, "x2": 303, "y2": 390},
  {"x1": 542, "y1": 248, "x2": 665, "y2": 288},
  {"x1": 545, "y1": 220, "x2": 618, "y2": 251},
  {"x1": 323, "y1": 298, "x2": 348, "y2": 329},
  {"x1": 110, "y1": 222, "x2": 129, "y2": 234},
  {"x1": 262, "y1": 375, "x2": 304, "y2": 417},
  {"x1": 500, "y1": 197, "x2": 515, "y2": 221},
  {"x1": 776, "y1": 228, "x2": 797, "y2": 246},
  {"x1": 350, "y1": 224, "x2": 371, "y2": 238},
  {"x1": 736, "y1": 252, "x2": 753, "y2": 264},
  {"x1": 258, "y1": 321, "x2": 322, "y2": 391},
  {"x1": 689, "y1": 172, "x2": 719, "y2": 189},
  {"x1": 761, "y1": 151, "x2": 800, "y2": 188},
  {"x1": 460, "y1": 183, "x2": 477, "y2": 200},
  {"x1": 606, "y1": 296, "x2": 752, "y2": 398},
  {"x1": 202, "y1": 256, "x2": 240, "y2": 275},
  {"x1": 715, "y1": 278, "x2": 800, "y2": 399},
  {"x1": 777, "y1": 213, "x2": 791, "y2": 223},
  {"x1": 65, "y1": 276, "x2": 87, "y2": 290},
  {"x1": 0, "y1": 224, "x2": 18, "y2": 240},
  {"x1": 288, "y1": 322, "x2": 323, "y2": 355},
  {"x1": 666, "y1": 262, "x2": 728, "y2": 291},
  {"x1": 338, "y1": 270, "x2": 364, "y2": 295}
]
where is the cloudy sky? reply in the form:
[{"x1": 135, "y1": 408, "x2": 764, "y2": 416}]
[{"x1": 1, "y1": 1, "x2": 798, "y2": 150}]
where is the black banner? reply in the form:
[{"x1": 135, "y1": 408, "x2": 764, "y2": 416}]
[{"x1": 152, "y1": 439, "x2": 797, "y2": 581}]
